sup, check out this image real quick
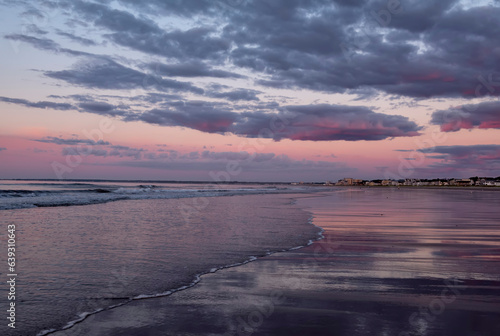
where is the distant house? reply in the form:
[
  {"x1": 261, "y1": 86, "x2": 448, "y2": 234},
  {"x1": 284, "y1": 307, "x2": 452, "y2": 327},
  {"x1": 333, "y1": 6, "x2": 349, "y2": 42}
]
[
  {"x1": 366, "y1": 179, "x2": 383, "y2": 186},
  {"x1": 404, "y1": 179, "x2": 415, "y2": 186},
  {"x1": 381, "y1": 180, "x2": 392, "y2": 186},
  {"x1": 353, "y1": 179, "x2": 364, "y2": 186},
  {"x1": 336, "y1": 178, "x2": 354, "y2": 186},
  {"x1": 455, "y1": 178, "x2": 472, "y2": 186},
  {"x1": 484, "y1": 179, "x2": 497, "y2": 186}
]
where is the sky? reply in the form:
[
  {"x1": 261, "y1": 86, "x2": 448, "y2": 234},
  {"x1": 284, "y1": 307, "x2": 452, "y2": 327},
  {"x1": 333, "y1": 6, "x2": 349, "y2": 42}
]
[{"x1": 0, "y1": 0, "x2": 499, "y2": 182}]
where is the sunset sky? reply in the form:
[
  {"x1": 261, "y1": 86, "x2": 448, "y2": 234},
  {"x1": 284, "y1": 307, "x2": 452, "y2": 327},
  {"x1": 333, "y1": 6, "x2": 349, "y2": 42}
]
[{"x1": 1, "y1": 0, "x2": 499, "y2": 182}]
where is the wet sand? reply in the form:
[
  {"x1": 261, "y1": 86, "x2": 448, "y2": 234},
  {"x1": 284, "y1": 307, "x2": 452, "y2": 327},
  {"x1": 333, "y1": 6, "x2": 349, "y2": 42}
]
[{"x1": 56, "y1": 189, "x2": 500, "y2": 336}]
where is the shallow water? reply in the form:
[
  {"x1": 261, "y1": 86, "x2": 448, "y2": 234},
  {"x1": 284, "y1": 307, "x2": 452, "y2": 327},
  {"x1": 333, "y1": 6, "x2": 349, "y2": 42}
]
[
  {"x1": 57, "y1": 188, "x2": 500, "y2": 336},
  {"x1": 0, "y1": 180, "x2": 306, "y2": 210},
  {"x1": 0, "y1": 192, "x2": 319, "y2": 335}
]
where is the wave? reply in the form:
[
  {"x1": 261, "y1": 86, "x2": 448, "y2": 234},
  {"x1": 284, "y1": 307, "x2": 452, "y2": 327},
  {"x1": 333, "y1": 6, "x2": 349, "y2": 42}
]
[
  {"x1": 37, "y1": 215, "x2": 324, "y2": 336},
  {"x1": 0, "y1": 185, "x2": 313, "y2": 210}
]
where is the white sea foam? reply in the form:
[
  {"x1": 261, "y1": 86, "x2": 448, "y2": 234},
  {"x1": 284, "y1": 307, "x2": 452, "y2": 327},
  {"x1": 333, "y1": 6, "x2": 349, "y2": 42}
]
[
  {"x1": 0, "y1": 184, "x2": 314, "y2": 210},
  {"x1": 37, "y1": 213, "x2": 324, "y2": 336}
]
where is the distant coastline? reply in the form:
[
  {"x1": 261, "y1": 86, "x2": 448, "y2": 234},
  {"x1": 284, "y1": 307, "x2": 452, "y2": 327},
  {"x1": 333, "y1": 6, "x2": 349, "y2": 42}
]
[
  {"x1": 321, "y1": 177, "x2": 500, "y2": 188},
  {"x1": 2, "y1": 178, "x2": 500, "y2": 188}
]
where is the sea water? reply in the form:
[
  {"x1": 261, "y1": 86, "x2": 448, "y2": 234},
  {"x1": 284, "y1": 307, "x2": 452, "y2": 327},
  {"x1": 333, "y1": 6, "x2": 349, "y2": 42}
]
[{"x1": 0, "y1": 180, "x2": 322, "y2": 335}]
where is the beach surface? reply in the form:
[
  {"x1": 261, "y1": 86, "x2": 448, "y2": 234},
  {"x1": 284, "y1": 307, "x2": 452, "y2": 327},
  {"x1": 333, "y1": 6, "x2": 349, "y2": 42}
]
[
  {"x1": 0, "y1": 183, "x2": 321, "y2": 336},
  {"x1": 54, "y1": 188, "x2": 500, "y2": 336}
]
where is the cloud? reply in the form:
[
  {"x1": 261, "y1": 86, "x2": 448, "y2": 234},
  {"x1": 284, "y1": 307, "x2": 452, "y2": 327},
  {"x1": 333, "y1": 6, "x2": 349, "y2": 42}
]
[
  {"x1": 69, "y1": 1, "x2": 230, "y2": 60},
  {"x1": 4, "y1": 0, "x2": 500, "y2": 149},
  {"x1": 25, "y1": 24, "x2": 48, "y2": 35},
  {"x1": 232, "y1": 104, "x2": 422, "y2": 141},
  {"x1": 6, "y1": 0, "x2": 500, "y2": 102},
  {"x1": 0, "y1": 95, "x2": 133, "y2": 117},
  {"x1": 56, "y1": 31, "x2": 98, "y2": 46},
  {"x1": 431, "y1": 101, "x2": 500, "y2": 132},
  {"x1": 33, "y1": 136, "x2": 110, "y2": 146},
  {"x1": 149, "y1": 61, "x2": 243, "y2": 78},
  {"x1": 419, "y1": 144, "x2": 500, "y2": 156},
  {"x1": 44, "y1": 58, "x2": 204, "y2": 94},
  {"x1": 0, "y1": 147, "x2": 7, "y2": 151},
  {"x1": 5, "y1": 33, "x2": 59, "y2": 50},
  {"x1": 0, "y1": 96, "x2": 75, "y2": 110},
  {"x1": 106, "y1": 151, "x2": 352, "y2": 181},
  {"x1": 62, "y1": 147, "x2": 108, "y2": 157},
  {"x1": 224, "y1": 2, "x2": 500, "y2": 98},
  {"x1": 57, "y1": 141, "x2": 147, "y2": 159},
  {"x1": 416, "y1": 144, "x2": 500, "y2": 175},
  {"x1": 77, "y1": 101, "x2": 130, "y2": 117},
  {"x1": 136, "y1": 101, "x2": 238, "y2": 133},
  {"x1": 135, "y1": 102, "x2": 421, "y2": 141},
  {"x1": 207, "y1": 88, "x2": 261, "y2": 101},
  {"x1": 200, "y1": 151, "x2": 275, "y2": 162},
  {"x1": 4, "y1": 34, "x2": 94, "y2": 57},
  {"x1": 1, "y1": 93, "x2": 422, "y2": 141}
]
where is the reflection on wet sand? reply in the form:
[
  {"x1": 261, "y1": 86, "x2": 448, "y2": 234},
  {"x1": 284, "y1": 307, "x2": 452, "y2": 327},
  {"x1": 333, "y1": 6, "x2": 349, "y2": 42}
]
[{"x1": 59, "y1": 189, "x2": 500, "y2": 336}]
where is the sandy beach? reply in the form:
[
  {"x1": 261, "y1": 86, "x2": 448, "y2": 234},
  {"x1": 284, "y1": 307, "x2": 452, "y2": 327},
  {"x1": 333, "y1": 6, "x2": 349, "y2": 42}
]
[{"x1": 54, "y1": 189, "x2": 500, "y2": 336}]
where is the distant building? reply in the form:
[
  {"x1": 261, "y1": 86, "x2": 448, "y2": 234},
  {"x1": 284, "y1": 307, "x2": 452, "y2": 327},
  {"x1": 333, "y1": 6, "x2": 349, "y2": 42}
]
[
  {"x1": 484, "y1": 179, "x2": 498, "y2": 186},
  {"x1": 452, "y1": 178, "x2": 472, "y2": 186},
  {"x1": 353, "y1": 179, "x2": 364, "y2": 186},
  {"x1": 336, "y1": 178, "x2": 354, "y2": 186}
]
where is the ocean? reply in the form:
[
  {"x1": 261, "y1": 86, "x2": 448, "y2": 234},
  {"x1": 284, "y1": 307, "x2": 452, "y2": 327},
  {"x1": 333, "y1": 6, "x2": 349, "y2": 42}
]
[
  {"x1": 60, "y1": 188, "x2": 500, "y2": 336},
  {"x1": 2, "y1": 182, "x2": 500, "y2": 335},
  {"x1": 0, "y1": 180, "x2": 323, "y2": 335}
]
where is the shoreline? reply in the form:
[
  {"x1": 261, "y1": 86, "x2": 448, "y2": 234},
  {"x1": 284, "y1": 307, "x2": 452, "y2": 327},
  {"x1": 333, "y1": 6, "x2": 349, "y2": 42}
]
[
  {"x1": 333, "y1": 185, "x2": 500, "y2": 190},
  {"x1": 0, "y1": 186, "x2": 327, "y2": 211},
  {"x1": 52, "y1": 188, "x2": 500, "y2": 336},
  {"x1": 41, "y1": 193, "x2": 326, "y2": 336}
]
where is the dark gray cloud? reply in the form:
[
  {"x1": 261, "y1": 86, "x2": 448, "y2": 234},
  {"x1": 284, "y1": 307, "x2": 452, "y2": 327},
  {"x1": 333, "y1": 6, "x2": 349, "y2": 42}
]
[
  {"x1": 4, "y1": 34, "x2": 94, "y2": 57},
  {"x1": 56, "y1": 30, "x2": 98, "y2": 46},
  {"x1": 200, "y1": 150, "x2": 275, "y2": 162},
  {"x1": 109, "y1": 151, "x2": 352, "y2": 181},
  {"x1": 26, "y1": 24, "x2": 48, "y2": 35},
  {"x1": 418, "y1": 144, "x2": 500, "y2": 156},
  {"x1": 0, "y1": 95, "x2": 133, "y2": 117},
  {"x1": 69, "y1": 0, "x2": 230, "y2": 60},
  {"x1": 1, "y1": 93, "x2": 422, "y2": 141},
  {"x1": 232, "y1": 104, "x2": 422, "y2": 141},
  {"x1": 149, "y1": 61, "x2": 243, "y2": 79},
  {"x1": 366, "y1": 0, "x2": 456, "y2": 33},
  {"x1": 5, "y1": 33, "x2": 58, "y2": 50},
  {"x1": 34, "y1": 136, "x2": 110, "y2": 146},
  {"x1": 62, "y1": 147, "x2": 108, "y2": 157},
  {"x1": 416, "y1": 144, "x2": 500, "y2": 175},
  {"x1": 207, "y1": 88, "x2": 260, "y2": 101},
  {"x1": 4, "y1": 0, "x2": 500, "y2": 147},
  {"x1": 77, "y1": 101, "x2": 131, "y2": 117},
  {"x1": 431, "y1": 100, "x2": 500, "y2": 132},
  {"x1": 109, "y1": 27, "x2": 230, "y2": 60},
  {"x1": 221, "y1": 1, "x2": 500, "y2": 98},
  {"x1": 0, "y1": 147, "x2": 7, "y2": 151},
  {"x1": 55, "y1": 141, "x2": 147, "y2": 159},
  {"x1": 136, "y1": 101, "x2": 238, "y2": 133},
  {"x1": 131, "y1": 102, "x2": 421, "y2": 140},
  {"x1": 44, "y1": 58, "x2": 204, "y2": 94},
  {"x1": 0, "y1": 96, "x2": 75, "y2": 110},
  {"x1": 6, "y1": 0, "x2": 500, "y2": 100}
]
